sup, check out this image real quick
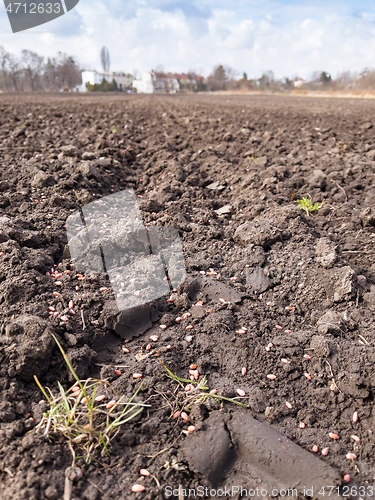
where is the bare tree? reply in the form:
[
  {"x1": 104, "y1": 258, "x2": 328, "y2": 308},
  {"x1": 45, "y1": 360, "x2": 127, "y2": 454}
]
[
  {"x1": 356, "y1": 67, "x2": 375, "y2": 90},
  {"x1": 56, "y1": 53, "x2": 81, "y2": 88},
  {"x1": 225, "y1": 65, "x2": 239, "y2": 90},
  {"x1": 334, "y1": 70, "x2": 356, "y2": 90},
  {"x1": 224, "y1": 65, "x2": 238, "y2": 81},
  {"x1": 7, "y1": 54, "x2": 22, "y2": 91},
  {"x1": 43, "y1": 52, "x2": 81, "y2": 90},
  {"x1": 207, "y1": 64, "x2": 226, "y2": 91},
  {"x1": 43, "y1": 57, "x2": 57, "y2": 90},
  {"x1": 0, "y1": 46, "x2": 9, "y2": 90},
  {"x1": 100, "y1": 46, "x2": 110, "y2": 74},
  {"x1": 22, "y1": 50, "x2": 44, "y2": 90}
]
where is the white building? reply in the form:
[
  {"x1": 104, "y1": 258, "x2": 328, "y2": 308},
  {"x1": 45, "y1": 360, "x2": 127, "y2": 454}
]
[
  {"x1": 293, "y1": 78, "x2": 305, "y2": 88},
  {"x1": 133, "y1": 71, "x2": 180, "y2": 93},
  {"x1": 80, "y1": 71, "x2": 103, "y2": 91},
  {"x1": 80, "y1": 71, "x2": 133, "y2": 92},
  {"x1": 113, "y1": 73, "x2": 133, "y2": 90},
  {"x1": 133, "y1": 72, "x2": 154, "y2": 93}
]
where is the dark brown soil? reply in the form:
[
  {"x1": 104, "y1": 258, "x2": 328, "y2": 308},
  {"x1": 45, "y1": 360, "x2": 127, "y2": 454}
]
[{"x1": 1, "y1": 93, "x2": 375, "y2": 500}]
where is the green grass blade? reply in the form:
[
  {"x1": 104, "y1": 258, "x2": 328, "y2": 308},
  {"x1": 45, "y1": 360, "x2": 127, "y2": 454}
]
[
  {"x1": 200, "y1": 393, "x2": 248, "y2": 408},
  {"x1": 34, "y1": 375, "x2": 52, "y2": 404},
  {"x1": 111, "y1": 406, "x2": 143, "y2": 427},
  {"x1": 99, "y1": 431, "x2": 111, "y2": 457},
  {"x1": 159, "y1": 359, "x2": 184, "y2": 387},
  {"x1": 52, "y1": 334, "x2": 83, "y2": 388},
  {"x1": 121, "y1": 380, "x2": 144, "y2": 415},
  {"x1": 57, "y1": 381, "x2": 71, "y2": 415}
]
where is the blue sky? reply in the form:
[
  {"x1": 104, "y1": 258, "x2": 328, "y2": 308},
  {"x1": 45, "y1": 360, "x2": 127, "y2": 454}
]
[{"x1": 0, "y1": 0, "x2": 375, "y2": 79}]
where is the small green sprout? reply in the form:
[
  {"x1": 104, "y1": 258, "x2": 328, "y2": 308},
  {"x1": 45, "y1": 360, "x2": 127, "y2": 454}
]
[
  {"x1": 248, "y1": 154, "x2": 262, "y2": 164},
  {"x1": 296, "y1": 197, "x2": 324, "y2": 216},
  {"x1": 159, "y1": 359, "x2": 248, "y2": 409},
  {"x1": 110, "y1": 126, "x2": 117, "y2": 133}
]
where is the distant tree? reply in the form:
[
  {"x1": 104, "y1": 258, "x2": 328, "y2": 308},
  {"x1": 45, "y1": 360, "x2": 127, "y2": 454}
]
[
  {"x1": 110, "y1": 78, "x2": 118, "y2": 91},
  {"x1": 333, "y1": 70, "x2": 356, "y2": 90},
  {"x1": 56, "y1": 53, "x2": 81, "y2": 88},
  {"x1": 43, "y1": 52, "x2": 81, "y2": 90},
  {"x1": 0, "y1": 46, "x2": 9, "y2": 90},
  {"x1": 320, "y1": 71, "x2": 331, "y2": 85},
  {"x1": 22, "y1": 50, "x2": 43, "y2": 90},
  {"x1": 7, "y1": 53, "x2": 22, "y2": 91},
  {"x1": 243, "y1": 72, "x2": 248, "y2": 80},
  {"x1": 258, "y1": 70, "x2": 274, "y2": 89},
  {"x1": 207, "y1": 64, "x2": 226, "y2": 91},
  {"x1": 225, "y1": 66, "x2": 238, "y2": 80},
  {"x1": 100, "y1": 46, "x2": 110, "y2": 73},
  {"x1": 356, "y1": 67, "x2": 375, "y2": 90},
  {"x1": 43, "y1": 58, "x2": 57, "y2": 89},
  {"x1": 284, "y1": 77, "x2": 293, "y2": 88},
  {"x1": 196, "y1": 76, "x2": 206, "y2": 92}
]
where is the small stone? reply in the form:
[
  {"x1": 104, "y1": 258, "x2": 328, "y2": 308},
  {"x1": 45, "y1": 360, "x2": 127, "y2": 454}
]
[
  {"x1": 333, "y1": 266, "x2": 356, "y2": 303},
  {"x1": 96, "y1": 157, "x2": 111, "y2": 167},
  {"x1": 31, "y1": 171, "x2": 55, "y2": 188},
  {"x1": 246, "y1": 265, "x2": 271, "y2": 292},
  {"x1": 315, "y1": 238, "x2": 337, "y2": 269},
  {"x1": 360, "y1": 207, "x2": 375, "y2": 227},
  {"x1": 215, "y1": 205, "x2": 232, "y2": 215},
  {"x1": 310, "y1": 335, "x2": 330, "y2": 358},
  {"x1": 82, "y1": 152, "x2": 97, "y2": 160},
  {"x1": 317, "y1": 310, "x2": 345, "y2": 335},
  {"x1": 363, "y1": 286, "x2": 375, "y2": 311},
  {"x1": 206, "y1": 181, "x2": 225, "y2": 191},
  {"x1": 60, "y1": 145, "x2": 78, "y2": 157}
]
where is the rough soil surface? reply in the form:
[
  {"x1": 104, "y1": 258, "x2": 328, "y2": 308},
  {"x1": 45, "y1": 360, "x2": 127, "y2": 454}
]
[{"x1": 0, "y1": 93, "x2": 375, "y2": 499}]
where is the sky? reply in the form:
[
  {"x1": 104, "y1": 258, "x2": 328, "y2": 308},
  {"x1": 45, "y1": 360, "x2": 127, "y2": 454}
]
[{"x1": 0, "y1": 0, "x2": 375, "y2": 80}]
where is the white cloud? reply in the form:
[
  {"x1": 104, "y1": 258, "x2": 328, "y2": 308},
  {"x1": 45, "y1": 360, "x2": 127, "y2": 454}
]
[{"x1": 0, "y1": 1, "x2": 374, "y2": 79}]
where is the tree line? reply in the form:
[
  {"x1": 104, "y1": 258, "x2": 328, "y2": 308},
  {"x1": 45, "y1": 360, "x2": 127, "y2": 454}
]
[
  {"x1": 0, "y1": 47, "x2": 81, "y2": 91},
  {"x1": 1, "y1": 46, "x2": 375, "y2": 94},
  {"x1": 201, "y1": 64, "x2": 375, "y2": 92}
]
